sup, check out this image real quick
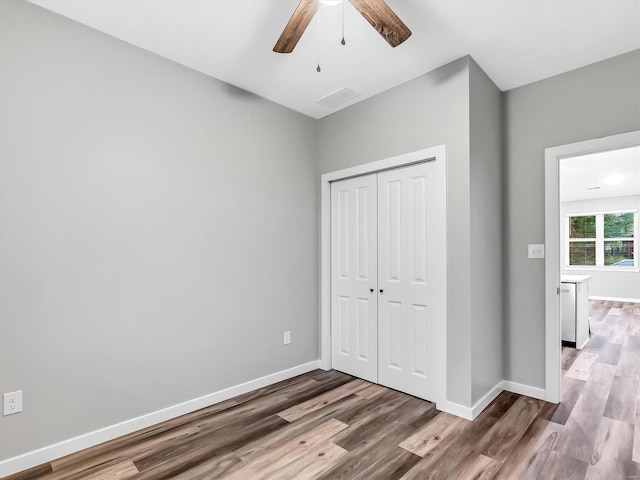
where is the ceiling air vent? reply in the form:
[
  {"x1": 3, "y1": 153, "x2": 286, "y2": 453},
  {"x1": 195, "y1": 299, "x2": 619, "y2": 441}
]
[{"x1": 316, "y1": 87, "x2": 361, "y2": 109}]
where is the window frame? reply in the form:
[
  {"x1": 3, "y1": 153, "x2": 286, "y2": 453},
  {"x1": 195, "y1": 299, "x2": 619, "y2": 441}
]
[{"x1": 565, "y1": 209, "x2": 638, "y2": 271}]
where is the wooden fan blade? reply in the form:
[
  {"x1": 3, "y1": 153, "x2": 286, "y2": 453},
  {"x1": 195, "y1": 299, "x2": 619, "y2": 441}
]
[
  {"x1": 273, "y1": 0, "x2": 318, "y2": 53},
  {"x1": 348, "y1": 0, "x2": 412, "y2": 47}
]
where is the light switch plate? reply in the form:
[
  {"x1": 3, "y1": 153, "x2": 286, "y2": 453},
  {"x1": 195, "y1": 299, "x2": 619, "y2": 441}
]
[{"x1": 528, "y1": 244, "x2": 545, "y2": 259}]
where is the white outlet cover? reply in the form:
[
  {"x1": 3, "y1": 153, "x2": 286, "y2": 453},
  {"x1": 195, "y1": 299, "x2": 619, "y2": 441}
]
[
  {"x1": 3, "y1": 391, "x2": 23, "y2": 416},
  {"x1": 528, "y1": 244, "x2": 545, "y2": 259},
  {"x1": 283, "y1": 331, "x2": 291, "y2": 345}
]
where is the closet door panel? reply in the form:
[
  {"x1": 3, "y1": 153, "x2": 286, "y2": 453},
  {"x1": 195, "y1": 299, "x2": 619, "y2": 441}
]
[
  {"x1": 378, "y1": 162, "x2": 441, "y2": 399},
  {"x1": 330, "y1": 174, "x2": 378, "y2": 382}
]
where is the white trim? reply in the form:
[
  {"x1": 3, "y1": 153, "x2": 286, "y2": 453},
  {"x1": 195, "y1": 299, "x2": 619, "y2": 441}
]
[
  {"x1": 471, "y1": 383, "x2": 504, "y2": 418},
  {"x1": 439, "y1": 379, "x2": 547, "y2": 421},
  {"x1": 437, "y1": 381, "x2": 503, "y2": 421},
  {"x1": 0, "y1": 360, "x2": 321, "y2": 478},
  {"x1": 500, "y1": 380, "x2": 546, "y2": 401},
  {"x1": 544, "y1": 130, "x2": 640, "y2": 404},
  {"x1": 320, "y1": 145, "x2": 447, "y2": 406},
  {"x1": 590, "y1": 295, "x2": 640, "y2": 304},
  {"x1": 565, "y1": 268, "x2": 640, "y2": 273},
  {"x1": 437, "y1": 401, "x2": 474, "y2": 420},
  {"x1": 563, "y1": 208, "x2": 639, "y2": 216}
]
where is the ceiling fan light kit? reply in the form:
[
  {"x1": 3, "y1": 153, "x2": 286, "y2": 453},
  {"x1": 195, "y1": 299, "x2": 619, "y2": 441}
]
[{"x1": 273, "y1": 0, "x2": 411, "y2": 55}]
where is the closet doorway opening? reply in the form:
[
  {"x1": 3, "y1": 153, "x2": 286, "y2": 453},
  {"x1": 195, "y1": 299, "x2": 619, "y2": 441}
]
[{"x1": 320, "y1": 146, "x2": 447, "y2": 406}]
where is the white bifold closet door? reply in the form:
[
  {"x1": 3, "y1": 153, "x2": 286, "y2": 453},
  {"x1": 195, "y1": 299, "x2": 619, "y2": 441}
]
[
  {"x1": 330, "y1": 173, "x2": 378, "y2": 383},
  {"x1": 331, "y1": 161, "x2": 445, "y2": 401}
]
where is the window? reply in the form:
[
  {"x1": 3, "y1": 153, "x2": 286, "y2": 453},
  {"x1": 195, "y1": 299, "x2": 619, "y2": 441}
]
[
  {"x1": 569, "y1": 215, "x2": 596, "y2": 265},
  {"x1": 604, "y1": 212, "x2": 635, "y2": 266},
  {"x1": 567, "y1": 211, "x2": 637, "y2": 269}
]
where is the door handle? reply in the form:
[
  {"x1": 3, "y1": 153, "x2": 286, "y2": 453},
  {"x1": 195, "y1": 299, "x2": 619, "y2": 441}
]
[
  {"x1": 379, "y1": 289, "x2": 384, "y2": 294},
  {"x1": 370, "y1": 288, "x2": 375, "y2": 294}
]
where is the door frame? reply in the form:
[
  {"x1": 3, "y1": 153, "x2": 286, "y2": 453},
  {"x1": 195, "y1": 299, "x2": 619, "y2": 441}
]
[
  {"x1": 544, "y1": 130, "x2": 640, "y2": 403},
  {"x1": 320, "y1": 145, "x2": 447, "y2": 405}
]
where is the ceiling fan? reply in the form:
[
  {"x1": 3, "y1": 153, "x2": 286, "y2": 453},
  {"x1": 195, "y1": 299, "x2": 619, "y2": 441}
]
[{"x1": 273, "y1": 0, "x2": 412, "y2": 53}]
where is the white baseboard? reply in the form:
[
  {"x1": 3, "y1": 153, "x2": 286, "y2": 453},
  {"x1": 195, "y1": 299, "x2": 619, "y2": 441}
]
[
  {"x1": 0, "y1": 360, "x2": 321, "y2": 479},
  {"x1": 471, "y1": 382, "x2": 504, "y2": 418},
  {"x1": 439, "y1": 379, "x2": 547, "y2": 421},
  {"x1": 589, "y1": 295, "x2": 640, "y2": 304},
  {"x1": 437, "y1": 381, "x2": 503, "y2": 421},
  {"x1": 437, "y1": 400, "x2": 474, "y2": 420},
  {"x1": 500, "y1": 380, "x2": 546, "y2": 401}
]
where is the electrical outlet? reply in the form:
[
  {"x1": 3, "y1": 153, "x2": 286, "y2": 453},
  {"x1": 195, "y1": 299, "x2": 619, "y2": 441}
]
[
  {"x1": 283, "y1": 331, "x2": 291, "y2": 345},
  {"x1": 3, "y1": 391, "x2": 22, "y2": 416}
]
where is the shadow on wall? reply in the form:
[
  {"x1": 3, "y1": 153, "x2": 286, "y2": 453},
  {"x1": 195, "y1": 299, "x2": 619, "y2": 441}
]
[
  {"x1": 501, "y1": 91, "x2": 512, "y2": 382},
  {"x1": 222, "y1": 82, "x2": 263, "y2": 100}
]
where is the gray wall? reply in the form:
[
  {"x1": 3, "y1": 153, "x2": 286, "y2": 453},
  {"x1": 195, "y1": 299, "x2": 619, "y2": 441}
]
[
  {"x1": 0, "y1": 0, "x2": 318, "y2": 460},
  {"x1": 469, "y1": 59, "x2": 504, "y2": 403},
  {"x1": 318, "y1": 57, "x2": 475, "y2": 406},
  {"x1": 503, "y1": 50, "x2": 640, "y2": 388},
  {"x1": 561, "y1": 195, "x2": 640, "y2": 301}
]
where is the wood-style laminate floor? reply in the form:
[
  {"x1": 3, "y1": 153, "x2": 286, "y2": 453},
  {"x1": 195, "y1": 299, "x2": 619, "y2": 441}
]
[{"x1": 6, "y1": 300, "x2": 640, "y2": 480}]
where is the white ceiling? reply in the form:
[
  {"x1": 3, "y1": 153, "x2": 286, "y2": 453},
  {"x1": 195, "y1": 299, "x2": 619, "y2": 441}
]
[
  {"x1": 29, "y1": 0, "x2": 640, "y2": 119},
  {"x1": 560, "y1": 146, "x2": 640, "y2": 202}
]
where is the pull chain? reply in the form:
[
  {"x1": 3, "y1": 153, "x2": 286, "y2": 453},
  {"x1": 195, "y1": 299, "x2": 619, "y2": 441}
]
[
  {"x1": 341, "y1": 0, "x2": 346, "y2": 45},
  {"x1": 316, "y1": 3, "x2": 321, "y2": 72}
]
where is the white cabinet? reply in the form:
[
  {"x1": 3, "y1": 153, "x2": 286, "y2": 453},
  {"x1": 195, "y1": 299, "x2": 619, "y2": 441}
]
[
  {"x1": 560, "y1": 283, "x2": 576, "y2": 342},
  {"x1": 561, "y1": 275, "x2": 591, "y2": 349}
]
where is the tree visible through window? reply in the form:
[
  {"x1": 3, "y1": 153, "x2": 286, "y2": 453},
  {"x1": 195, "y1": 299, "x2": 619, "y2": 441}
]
[
  {"x1": 569, "y1": 215, "x2": 596, "y2": 266},
  {"x1": 604, "y1": 212, "x2": 634, "y2": 266},
  {"x1": 567, "y1": 212, "x2": 637, "y2": 268}
]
